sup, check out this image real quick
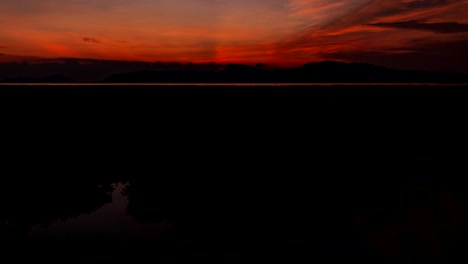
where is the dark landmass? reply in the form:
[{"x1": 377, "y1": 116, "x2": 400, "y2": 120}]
[
  {"x1": 0, "y1": 59, "x2": 224, "y2": 82},
  {"x1": 103, "y1": 61, "x2": 468, "y2": 83},
  {"x1": 1, "y1": 74, "x2": 73, "y2": 83},
  {"x1": 2, "y1": 60, "x2": 467, "y2": 83}
]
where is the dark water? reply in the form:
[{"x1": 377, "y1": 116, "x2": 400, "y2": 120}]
[
  {"x1": 1, "y1": 84, "x2": 468, "y2": 263},
  {"x1": 2, "y1": 173, "x2": 468, "y2": 264}
]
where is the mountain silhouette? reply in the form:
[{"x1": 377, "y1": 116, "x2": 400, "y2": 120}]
[
  {"x1": 103, "y1": 61, "x2": 468, "y2": 83},
  {"x1": 1, "y1": 61, "x2": 467, "y2": 83},
  {"x1": 1, "y1": 74, "x2": 73, "y2": 83}
]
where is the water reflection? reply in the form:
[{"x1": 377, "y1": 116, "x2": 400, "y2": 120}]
[
  {"x1": 27, "y1": 183, "x2": 174, "y2": 240},
  {"x1": 2, "y1": 175, "x2": 468, "y2": 263},
  {"x1": 1, "y1": 83, "x2": 467, "y2": 86}
]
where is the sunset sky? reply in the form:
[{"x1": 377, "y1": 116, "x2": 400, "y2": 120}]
[{"x1": 1, "y1": 0, "x2": 468, "y2": 71}]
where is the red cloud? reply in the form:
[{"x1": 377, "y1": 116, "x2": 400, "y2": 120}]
[
  {"x1": 0, "y1": 0, "x2": 467, "y2": 72},
  {"x1": 271, "y1": 0, "x2": 468, "y2": 72}
]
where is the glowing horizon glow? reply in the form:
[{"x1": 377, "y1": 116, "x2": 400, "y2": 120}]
[{"x1": 1, "y1": 0, "x2": 467, "y2": 71}]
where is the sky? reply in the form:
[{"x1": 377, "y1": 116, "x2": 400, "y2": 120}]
[{"x1": 1, "y1": 0, "x2": 467, "y2": 71}]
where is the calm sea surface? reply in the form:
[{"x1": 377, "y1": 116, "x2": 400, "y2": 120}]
[
  {"x1": 3, "y1": 175, "x2": 468, "y2": 264},
  {"x1": 2, "y1": 82, "x2": 468, "y2": 263}
]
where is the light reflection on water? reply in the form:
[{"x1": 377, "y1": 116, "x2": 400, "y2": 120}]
[
  {"x1": 3, "y1": 176, "x2": 468, "y2": 263},
  {"x1": 27, "y1": 182, "x2": 174, "y2": 240},
  {"x1": 0, "y1": 83, "x2": 466, "y2": 86}
]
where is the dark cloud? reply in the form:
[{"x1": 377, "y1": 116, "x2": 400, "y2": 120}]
[
  {"x1": 369, "y1": 20, "x2": 468, "y2": 34},
  {"x1": 320, "y1": 0, "x2": 456, "y2": 31},
  {"x1": 273, "y1": 0, "x2": 468, "y2": 72},
  {"x1": 405, "y1": 0, "x2": 450, "y2": 9},
  {"x1": 82, "y1": 37, "x2": 101, "y2": 44}
]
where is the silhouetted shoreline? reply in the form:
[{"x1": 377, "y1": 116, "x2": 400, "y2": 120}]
[{"x1": 2, "y1": 61, "x2": 468, "y2": 83}]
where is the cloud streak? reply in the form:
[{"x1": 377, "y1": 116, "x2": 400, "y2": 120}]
[
  {"x1": 82, "y1": 37, "x2": 101, "y2": 44},
  {"x1": 368, "y1": 20, "x2": 468, "y2": 34},
  {"x1": 273, "y1": 0, "x2": 468, "y2": 71},
  {"x1": 0, "y1": 0, "x2": 466, "y2": 71}
]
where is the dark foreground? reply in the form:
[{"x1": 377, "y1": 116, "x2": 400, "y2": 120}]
[{"x1": 1, "y1": 85, "x2": 468, "y2": 264}]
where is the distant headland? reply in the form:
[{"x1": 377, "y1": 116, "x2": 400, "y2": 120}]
[{"x1": 1, "y1": 61, "x2": 467, "y2": 83}]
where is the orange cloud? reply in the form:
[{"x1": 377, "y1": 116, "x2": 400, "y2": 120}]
[{"x1": 0, "y1": 0, "x2": 467, "y2": 71}]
